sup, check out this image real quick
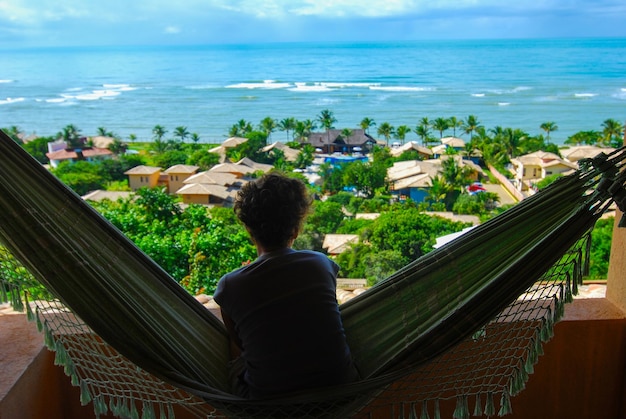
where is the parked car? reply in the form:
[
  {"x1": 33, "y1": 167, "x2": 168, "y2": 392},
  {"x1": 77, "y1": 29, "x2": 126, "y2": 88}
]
[{"x1": 468, "y1": 182, "x2": 487, "y2": 194}]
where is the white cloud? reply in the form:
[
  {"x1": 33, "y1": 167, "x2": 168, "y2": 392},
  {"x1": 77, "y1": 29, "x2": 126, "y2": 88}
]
[{"x1": 1, "y1": 0, "x2": 625, "y2": 47}]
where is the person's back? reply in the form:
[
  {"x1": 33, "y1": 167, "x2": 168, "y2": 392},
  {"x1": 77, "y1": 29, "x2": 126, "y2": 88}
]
[
  {"x1": 213, "y1": 173, "x2": 358, "y2": 398},
  {"x1": 215, "y1": 248, "x2": 355, "y2": 398}
]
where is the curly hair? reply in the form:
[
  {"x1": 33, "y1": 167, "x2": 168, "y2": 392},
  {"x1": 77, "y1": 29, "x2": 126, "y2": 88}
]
[{"x1": 234, "y1": 172, "x2": 312, "y2": 248}]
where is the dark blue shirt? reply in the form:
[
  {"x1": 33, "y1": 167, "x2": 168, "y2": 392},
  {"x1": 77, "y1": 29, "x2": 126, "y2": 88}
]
[{"x1": 214, "y1": 248, "x2": 356, "y2": 398}]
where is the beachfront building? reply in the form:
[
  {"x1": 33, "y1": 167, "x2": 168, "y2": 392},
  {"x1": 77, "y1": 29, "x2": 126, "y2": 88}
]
[
  {"x1": 163, "y1": 165, "x2": 200, "y2": 195},
  {"x1": 510, "y1": 151, "x2": 578, "y2": 193},
  {"x1": 261, "y1": 141, "x2": 300, "y2": 162},
  {"x1": 45, "y1": 140, "x2": 113, "y2": 169},
  {"x1": 388, "y1": 156, "x2": 483, "y2": 203},
  {"x1": 432, "y1": 137, "x2": 466, "y2": 158},
  {"x1": 176, "y1": 171, "x2": 244, "y2": 207},
  {"x1": 124, "y1": 165, "x2": 162, "y2": 191},
  {"x1": 389, "y1": 141, "x2": 434, "y2": 159},
  {"x1": 208, "y1": 137, "x2": 248, "y2": 163},
  {"x1": 561, "y1": 145, "x2": 617, "y2": 165},
  {"x1": 305, "y1": 128, "x2": 377, "y2": 154},
  {"x1": 388, "y1": 160, "x2": 438, "y2": 203},
  {"x1": 208, "y1": 157, "x2": 273, "y2": 178}
]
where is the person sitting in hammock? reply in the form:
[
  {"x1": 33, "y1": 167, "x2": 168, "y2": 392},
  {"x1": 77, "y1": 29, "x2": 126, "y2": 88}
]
[{"x1": 214, "y1": 172, "x2": 359, "y2": 399}]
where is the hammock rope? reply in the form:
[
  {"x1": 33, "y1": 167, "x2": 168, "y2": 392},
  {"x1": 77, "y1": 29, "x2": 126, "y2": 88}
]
[{"x1": 1, "y1": 129, "x2": 624, "y2": 418}]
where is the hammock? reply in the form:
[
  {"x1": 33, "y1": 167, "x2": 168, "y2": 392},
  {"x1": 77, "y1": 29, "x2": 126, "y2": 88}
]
[{"x1": 0, "y1": 129, "x2": 624, "y2": 418}]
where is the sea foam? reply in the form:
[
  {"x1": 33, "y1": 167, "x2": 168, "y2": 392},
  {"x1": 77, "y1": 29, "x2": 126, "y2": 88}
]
[{"x1": 0, "y1": 97, "x2": 25, "y2": 105}]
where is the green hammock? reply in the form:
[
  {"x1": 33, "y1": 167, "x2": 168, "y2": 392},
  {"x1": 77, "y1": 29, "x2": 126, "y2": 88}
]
[{"x1": 0, "y1": 128, "x2": 624, "y2": 418}]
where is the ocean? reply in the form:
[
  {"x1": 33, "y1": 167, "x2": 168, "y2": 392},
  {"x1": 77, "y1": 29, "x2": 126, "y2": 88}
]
[{"x1": 1, "y1": 38, "x2": 625, "y2": 145}]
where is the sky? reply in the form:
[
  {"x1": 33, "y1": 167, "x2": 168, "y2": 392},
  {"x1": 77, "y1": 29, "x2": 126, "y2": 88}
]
[{"x1": 1, "y1": 0, "x2": 626, "y2": 48}]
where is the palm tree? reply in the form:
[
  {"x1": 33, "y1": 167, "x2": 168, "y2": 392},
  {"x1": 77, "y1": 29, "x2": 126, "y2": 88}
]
[
  {"x1": 426, "y1": 175, "x2": 453, "y2": 207},
  {"x1": 448, "y1": 116, "x2": 463, "y2": 137},
  {"x1": 601, "y1": 118, "x2": 623, "y2": 146},
  {"x1": 394, "y1": 125, "x2": 411, "y2": 145},
  {"x1": 540, "y1": 121, "x2": 558, "y2": 143},
  {"x1": 259, "y1": 117, "x2": 277, "y2": 143},
  {"x1": 462, "y1": 115, "x2": 482, "y2": 140},
  {"x1": 377, "y1": 122, "x2": 394, "y2": 147},
  {"x1": 432, "y1": 117, "x2": 450, "y2": 140},
  {"x1": 59, "y1": 124, "x2": 82, "y2": 148},
  {"x1": 97, "y1": 126, "x2": 114, "y2": 137},
  {"x1": 278, "y1": 117, "x2": 297, "y2": 141},
  {"x1": 128, "y1": 133, "x2": 137, "y2": 143},
  {"x1": 415, "y1": 124, "x2": 430, "y2": 146},
  {"x1": 190, "y1": 133, "x2": 200, "y2": 147},
  {"x1": 152, "y1": 125, "x2": 167, "y2": 142},
  {"x1": 173, "y1": 126, "x2": 190, "y2": 143},
  {"x1": 294, "y1": 119, "x2": 316, "y2": 142},
  {"x1": 360, "y1": 117, "x2": 376, "y2": 134},
  {"x1": 317, "y1": 109, "x2": 337, "y2": 151},
  {"x1": 341, "y1": 128, "x2": 353, "y2": 141},
  {"x1": 229, "y1": 119, "x2": 253, "y2": 137}
]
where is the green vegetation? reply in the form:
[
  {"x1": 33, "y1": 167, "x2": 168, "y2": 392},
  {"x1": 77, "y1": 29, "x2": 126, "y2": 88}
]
[{"x1": 2, "y1": 113, "x2": 621, "y2": 296}]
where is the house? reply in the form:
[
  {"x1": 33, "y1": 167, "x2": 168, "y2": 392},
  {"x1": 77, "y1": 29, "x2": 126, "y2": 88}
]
[
  {"x1": 209, "y1": 158, "x2": 273, "y2": 177},
  {"x1": 176, "y1": 171, "x2": 244, "y2": 207},
  {"x1": 322, "y1": 234, "x2": 359, "y2": 255},
  {"x1": 45, "y1": 140, "x2": 113, "y2": 168},
  {"x1": 208, "y1": 137, "x2": 248, "y2": 163},
  {"x1": 163, "y1": 165, "x2": 199, "y2": 194},
  {"x1": 82, "y1": 190, "x2": 133, "y2": 202},
  {"x1": 176, "y1": 183, "x2": 236, "y2": 206},
  {"x1": 389, "y1": 141, "x2": 434, "y2": 159},
  {"x1": 124, "y1": 165, "x2": 162, "y2": 191},
  {"x1": 388, "y1": 160, "x2": 442, "y2": 202},
  {"x1": 305, "y1": 129, "x2": 377, "y2": 154},
  {"x1": 510, "y1": 151, "x2": 578, "y2": 192},
  {"x1": 261, "y1": 142, "x2": 300, "y2": 162},
  {"x1": 432, "y1": 137, "x2": 466, "y2": 157},
  {"x1": 560, "y1": 145, "x2": 616, "y2": 165},
  {"x1": 388, "y1": 156, "x2": 483, "y2": 203}
]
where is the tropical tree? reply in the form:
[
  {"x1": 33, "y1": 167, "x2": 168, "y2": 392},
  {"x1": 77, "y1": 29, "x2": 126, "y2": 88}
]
[
  {"x1": 317, "y1": 109, "x2": 337, "y2": 150},
  {"x1": 294, "y1": 119, "x2": 316, "y2": 142},
  {"x1": 440, "y1": 157, "x2": 474, "y2": 191},
  {"x1": 426, "y1": 175, "x2": 453, "y2": 209},
  {"x1": 2, "y1": 125, "x2": 21, "y2": 142},
  {"x1": 278, "y1": 117, "x2": 297, "y2": 141},
  {"x1": 152, "y1": 125, "x2": 167, "y2": 142},
  {"x1": 565, "y1": 130, "x2": 602, "y2": 146},
  {"x1": 151, "y1": 125, "x2": 168, "y2": 153},
  {"x1": 294, "y1": 144, "x2": 315, "y2": 169},
  {"x1": 462, "y1": 115, "x2": 482, "y2": 140},
  {"x1": 432, "y1": 117, "x2": 450, "y2": 139},
  {"x1": 377, "y1": 122, "x2": 394, "y2": 146},
  {"x1": 414, "y1": 124, "x2": 431, "y2": 146},
  {"x1": 259, "y1": 117, "x2": 277, "y2": 142},
  {"x1": 173, "y1": 126, "x2": 190, "y2": 143},
  {"x1": 394, "y1": 125, "x2": 411, "y2": 145},
  {"x1": 601, "y1": 118, "x2": 623, "y2": 147},
  {"x1": 128, "y1": 133, "x2": 137, "y2": 143},
  {"x1": 540, "y1": 121, "x2": 558, "y2": 142},
  {"x1": 229, "y1": 119, "x2": 253, "y2": 137},
  {"x1": 190, "y1": 133, "x2": 201, "y2": 147},
  {"x1": 97, "y1": 126, "x2": 115, "y2": 137},
  {"x1": 360, "y1": 117, "x2": 376, "y2": 134},
  {"x1": 59, "y1": 124, "x2": 82, "y2": 148},
  {"x1": 448, "y1": 116, "x2": 463, "y2": 137},
  {"x1": 341, "y1": 128, "x2": 353, "y2": 143},
  {"x1": 22, "y1": 136, "x2": 54, "y2": 163}
]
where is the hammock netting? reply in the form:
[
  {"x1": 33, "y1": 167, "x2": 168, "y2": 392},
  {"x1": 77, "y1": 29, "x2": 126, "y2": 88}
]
[{"x1": 1, "y1": 129, "x2": 625, "y2": 418}]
